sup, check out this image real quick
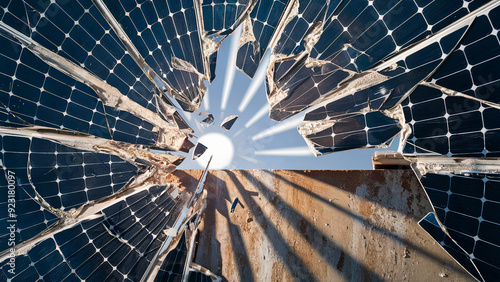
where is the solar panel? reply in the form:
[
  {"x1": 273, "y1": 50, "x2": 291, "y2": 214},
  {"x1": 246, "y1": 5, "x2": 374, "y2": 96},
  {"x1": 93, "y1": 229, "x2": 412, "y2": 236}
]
[
  {"x1": 100, "y1": 0, "x2": 212, "y2": 111},
  {"x1": 5, "y1": 0, "x2": 159, "y2": 111},
  {"x1": 417, "y1": 172, "x2": 500, "y2": 281},
  {"x1": 1, "y1": 184, "x2": 178, "y2": 281},
  {"x1": 0, "y1": 30, "x2": 162, "y2": 146},
  {"x1": 266, "y1": 0, "x2": 492, "y2": 121},
  {"x1": 0, "y1": 0, "x2": 498, "y2": 281},
  {"x1": 297, "y1": 22, "x2": 471, "y2": 155},
  {"x1": 0, "y1": 134, "x2": 139, "y2": 251}
]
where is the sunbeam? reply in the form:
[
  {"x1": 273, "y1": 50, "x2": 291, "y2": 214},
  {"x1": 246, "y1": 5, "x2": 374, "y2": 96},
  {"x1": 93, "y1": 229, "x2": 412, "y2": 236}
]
[
  {"x1": 254, "y1": 147, "x2": 314, "y2": 156},
  {"x1": 220, "y1": 26, "x2": 242, "y2": 111},
  {"x1": 203, "y1": 88, "x2": 210, "y2": 111},
  {"x1": 251, "y1": 115, "x2": 303, "y2": 141},
  {"x1": 238, "y1": 52, "x2": 271, "y2": 112},
  {"x1": 244, "y1": 103, "x2": 269, "y2": 128}
]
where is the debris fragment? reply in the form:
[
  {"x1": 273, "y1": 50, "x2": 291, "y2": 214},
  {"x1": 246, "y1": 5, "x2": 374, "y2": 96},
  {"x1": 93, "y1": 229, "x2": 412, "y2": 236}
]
[
  {"x1": 220, "y1": 115, "x2": 239, "y2": 130},
  {"x1": 230, "y1": 197, "x2": 240, "y2": 213},
  {"x1": 199, "y1": 112, "x2": 215, "y2": 127},
  {"x1": 192, "y1": 142, "x2": 208, "y2": 161}
]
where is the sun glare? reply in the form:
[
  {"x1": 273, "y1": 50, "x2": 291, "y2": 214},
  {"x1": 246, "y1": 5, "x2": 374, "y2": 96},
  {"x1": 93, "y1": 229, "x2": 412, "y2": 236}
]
[{"x1": 196, "y1": 133, "x2": 234, "y2": 169}]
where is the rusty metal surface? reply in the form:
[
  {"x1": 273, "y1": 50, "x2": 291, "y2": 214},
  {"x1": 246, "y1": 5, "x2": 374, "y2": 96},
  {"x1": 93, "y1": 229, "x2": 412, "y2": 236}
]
[{"x1": 171, "y1": 169, "x2": 475, "y2": 281}]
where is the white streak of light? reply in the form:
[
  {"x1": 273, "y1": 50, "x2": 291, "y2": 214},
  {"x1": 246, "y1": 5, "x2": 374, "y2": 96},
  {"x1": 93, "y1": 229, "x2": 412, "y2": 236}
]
[
  {"x1": 232, "y1": 128, "x2": 245, "y2": 138},
  {"x1": 203, "y1": 88, "x2": 210, "y2": 111},
  {"x1": 254, "y1": 147, "x2": 313, "y2": 156},
  {"x1": 221, "y1": 26, "x2": 242, "y2": 110},
  {"x1": 238, "y1": 52, "x2": 271, "y2": 112},
  {"x1": 251, "y1": 115, "x2": 303, "y2": 141},
  {"x1": 237, "y1": 154, "x2": 258, "y2": 163},
  {"x1": 182, "y1": 111, "x2": 192, "y2": 121},
  {"x1": 245, "y1": 104, "x2": 268, "y2": 128}
]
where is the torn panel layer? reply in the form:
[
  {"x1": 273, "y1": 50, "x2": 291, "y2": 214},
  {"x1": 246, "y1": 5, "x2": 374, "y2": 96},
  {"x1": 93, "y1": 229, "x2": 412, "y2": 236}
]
[{"x1": 268, "y1": 11, "x2": 473, "y2": 121}]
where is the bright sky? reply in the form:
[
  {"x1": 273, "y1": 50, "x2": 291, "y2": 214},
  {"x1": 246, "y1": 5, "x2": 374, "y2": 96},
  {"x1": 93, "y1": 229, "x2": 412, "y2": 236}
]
[{"x1": 176, "y1": 28, "x2": 399, "y2": 170}]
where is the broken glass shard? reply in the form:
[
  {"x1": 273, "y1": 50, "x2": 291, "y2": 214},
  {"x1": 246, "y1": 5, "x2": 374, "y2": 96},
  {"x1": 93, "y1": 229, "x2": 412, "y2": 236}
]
[
  {"x1": 221, "y1": 115, "x2": 238, "y2": 130},
  {"x1": 192, "y1": 142, "x2": 208, "y2": 160},
  {"x1": 199, "y1": 112, "x2": 215, "y2": 127}
]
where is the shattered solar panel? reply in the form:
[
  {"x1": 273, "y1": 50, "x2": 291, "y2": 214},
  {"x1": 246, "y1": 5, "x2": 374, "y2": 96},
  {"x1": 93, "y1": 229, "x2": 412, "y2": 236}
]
[
  {"x1": 0, "y1": 184, "x2": 179, "y2": 281},
  {"x1": 415, "y1": 171, "x2": 500, "y2": 281},
  {"x1": 0, "y1": 31, "x2": 162, "y2": 146},
  {"x1": 265, "y1": 0, "x2": 494, "y2": 121},
  {"x1": 236, "y1": 0, "x2": 290, "y2": 77}
]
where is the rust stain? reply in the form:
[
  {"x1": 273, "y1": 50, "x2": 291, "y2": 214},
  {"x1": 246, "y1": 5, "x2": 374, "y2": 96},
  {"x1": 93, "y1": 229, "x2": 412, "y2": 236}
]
[
  {"x1": 336, "y1": 251, "x2": 345, "y2": 272},
  {"x1": 407, "y1": 194, "x2": 414, "y2": 209},
  {"x1": 358, "y1": 200, "x2": 373, "y2": 217}
]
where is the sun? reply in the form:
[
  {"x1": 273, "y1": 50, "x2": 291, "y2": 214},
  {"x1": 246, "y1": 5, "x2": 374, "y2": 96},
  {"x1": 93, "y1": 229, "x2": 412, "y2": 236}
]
[{"x1": 196, "y1": 133, "x2": 234, "y2": 169}]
